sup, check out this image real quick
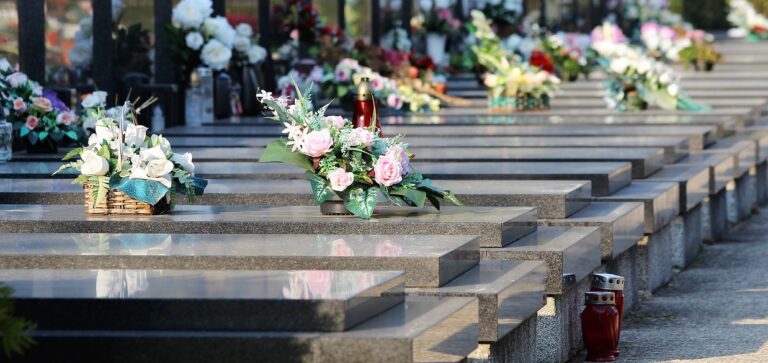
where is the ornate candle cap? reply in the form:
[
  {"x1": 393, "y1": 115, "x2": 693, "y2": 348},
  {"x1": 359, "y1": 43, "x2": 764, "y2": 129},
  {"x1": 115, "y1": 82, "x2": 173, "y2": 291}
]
[
  {"x1": 355, "y1": 77, "x2": 373, "y2": 101},
  {"x1": 592, "y1": 273, "x2": 625, "y2": 291},
  {"x1": 585, "y1": 291, "x2": 616, "y2": 305}
]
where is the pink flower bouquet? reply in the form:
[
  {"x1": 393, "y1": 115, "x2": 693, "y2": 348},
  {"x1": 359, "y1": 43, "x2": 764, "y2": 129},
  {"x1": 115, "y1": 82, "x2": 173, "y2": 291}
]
[{"x1": 257, "y1": 85, "x2": 461, "y2": 219}]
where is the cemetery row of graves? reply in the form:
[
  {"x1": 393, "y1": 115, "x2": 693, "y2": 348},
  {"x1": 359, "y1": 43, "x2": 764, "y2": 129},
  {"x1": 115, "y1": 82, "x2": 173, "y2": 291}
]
[{"x1": 0, "y1": 0, "x2": 768, "y2": 362}]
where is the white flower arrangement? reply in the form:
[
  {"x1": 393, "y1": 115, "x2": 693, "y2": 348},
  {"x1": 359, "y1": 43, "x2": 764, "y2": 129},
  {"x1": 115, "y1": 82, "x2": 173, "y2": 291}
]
[
  {"x1": 640, "y1": 22, "x2": 692, "y2": 61},
  {"x1": 167, "y1": 0, "x2": 237, "y2": 71},
  {"x1": 229, "y1": 22, "x2": 268, "y2": 68},
  {"x1": 727, "y1": 0, "x2": 768, "y2": 40},
  {"x1": 57, "y1": 102, "x2": 207, "y2": 211}
]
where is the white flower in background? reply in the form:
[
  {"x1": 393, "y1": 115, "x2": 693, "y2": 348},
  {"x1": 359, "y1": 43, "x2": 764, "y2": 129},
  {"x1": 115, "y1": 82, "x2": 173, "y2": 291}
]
[
  {"x1": 112, "y1": 0, "x2": 125, "y2": 21},
  {"x1": 82, "y1": 91, "x2": 107, "y2": 108},
  {"x1": 124, "y1": 124, "x2": 148, "y2": 147},
  {"x1": 659, "y1": 72, "x2": 672, "y2": 84},
  {"x1": 234, "y1": 36, "x2": 251, "y2": 52},
  {"x1": 609, "y1": 58, "x2": 630, "y2": 74},
  {"x1": 171, "y1": 152, "x2": 195, "y2": 174},
  {"x1": 246, "y1": 45, "x2": 267, "y2": 64},
  {"x1": 200, "y1": 39, "x2": 232, "y2": 70},
  {"x1": 418, "y1": 0, "x2": 432, "y2": 12},
  {"x1": 203, "y1": 16, "x2": 236, "y2": 47},
  {"x1": 79, "y1": 17, "x2": 93, "y2": 37},
  {"x1": 667, "y1": 84, "x2": 679, "y2": 97},
  {"x1": 80, "y1": 150, "x2": 110, "y2": 176},
  {"x1": 6, "y1": 72, "x2": 28, "y2": 88},
  {"x1": 145, "y1": 159, "x2": 174, "y2": 178},
  {"x1": 69, "y1": 42, "x2": 93, "y2": 68},
  {"x1": 235, "y1": 23, "x2": 253, "y2": 37},
  {"x1": 636, "y1": 59, "x2": 651, "y2": 74},
  {"x1": 435, "y1": 0, "x2": 450, "y2": 9},
  {"x1": 172, "y1": 0, "x2": 213, "y2": 30},
  {"x1": 185, "y1": 32, "x2": 204, "y2": 50},
  {"x1": 0, "y1": 58, "x2": 11, "y2": 72}
]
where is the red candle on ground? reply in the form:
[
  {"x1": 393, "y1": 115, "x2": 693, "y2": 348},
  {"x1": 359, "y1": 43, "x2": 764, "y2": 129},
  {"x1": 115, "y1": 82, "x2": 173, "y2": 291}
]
[
  {"x1": 591, "y1": 273, "x2": 625, "y2": 357},
  {"x1": 582, "y1": 291, "x2": 620, "y2": 362}
]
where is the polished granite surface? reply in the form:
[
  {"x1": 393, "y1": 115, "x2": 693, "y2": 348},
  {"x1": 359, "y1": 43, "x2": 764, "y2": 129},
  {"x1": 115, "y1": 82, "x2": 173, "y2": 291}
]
[
  {"x1": 0, "y1": 233, "x2": 479, "y2": 288},
  {"x1": 0, "y1": 205, "x2": 537, "y2": 248},
  {"x1": 0, "y1": 178, "x2": 590, "y2": 219},
  {"x1": 679, "y1": 152, "x2": 736, "y2": 194},
  {"x1": 4, "y1": 269, "x2": 404, "y2": 332},
  {"x1": 540, "y1": 202, "x2": 645, "y2": 260},
  {"x1": 0, "y1": 161, "x2": 629, "y2": 196},
  {"x1": 483, "y1": 226, "x2": 601, "y2": 294},
  {"x1": 406, "y1": 260, "x2": 546, "y2": 342},
  {"x1": 646, "y1": 164, "x2": 712, "y2": 212},
  {"x1": 594, "y1": 181, "x2": 681, "y2": 233}
]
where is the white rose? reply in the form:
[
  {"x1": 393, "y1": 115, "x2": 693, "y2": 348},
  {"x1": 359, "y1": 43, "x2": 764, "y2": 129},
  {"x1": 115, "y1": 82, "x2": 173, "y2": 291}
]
[
  {"x1": 124, "y1": 124, "x2": 148, "y2": 147},
  {"x1": 150, "y1": 135, "x2": 172, "y2": 155},
  {"x1": 609, "y1": 58, "x2": 630, "y2": 74},
  {"x1": 95, "y1": 124, "x2": 117, "y2": 144},
  {"x1": 0, "y1": 58, "x2": 11, "y2": 72},
  {"x1": 94, "y1": 91, "x2": 108, "y2": 105},
  {"x1": 235, "y1": 23, "x2": 253, "y2": 37},
  {"x1": 145, "y1": 159, "x2": 174, "y2": 178},
  {"x1": 234, "y1": 36, "x2": 251, "y2": 52},
  {"x1": 203, "y1": 16, "x2": 236, "y2": 47},
  {"x1": 185, "y1": 32, "x2": 204, "y2": 50},
  {"x1": 636, "y1": 59, "x2": 651, "y2": 74},
  {"x1": 129, "y1": 165, "x2": 172, "y2": 188},
  {"x1": 247, "y1": 45, "x2": 267, "y2": 64},
  {"x1": 171, "y1": 152, "x2": 195, "y2": 174},
  {"x1": 200, "y1": 39, "x2": 232, "y2": 70},
  {"x1": 140, "y1": 145, "x2": 169, "y2": 162},
  {"x1": 659, "y1": 72, "x2": 672, "y2": 84},
  {"x1": 172, "y1": 0, "x2": 213, "y2": 30},
  {"x1": 667, "y1": 84, "x2": 679, "y2": 97},
  {"x1": 80, "y1": 150, "x2": 110, "y2": 176}
]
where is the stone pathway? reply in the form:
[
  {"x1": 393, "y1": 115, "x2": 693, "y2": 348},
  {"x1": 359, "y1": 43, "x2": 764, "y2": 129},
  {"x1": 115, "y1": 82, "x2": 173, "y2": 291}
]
[{"x1": 575, "y1": 207, "x2": 768, "y2": 362}]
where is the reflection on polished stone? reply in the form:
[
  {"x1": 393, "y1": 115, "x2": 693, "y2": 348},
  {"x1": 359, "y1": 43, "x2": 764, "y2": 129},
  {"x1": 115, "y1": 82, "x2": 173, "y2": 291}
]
[
  {"x1": 0, "y1": 233, "x2": 479, "y2": 287},
  {"x1": 4, "y1": 269, "x2": 405, "y2": 332}
]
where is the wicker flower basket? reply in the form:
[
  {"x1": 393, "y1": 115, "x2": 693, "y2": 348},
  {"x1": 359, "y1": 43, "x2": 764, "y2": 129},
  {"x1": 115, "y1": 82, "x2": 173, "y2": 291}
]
[{"x1": 84, "y1": 181, "x2": 170, "y2": 215}]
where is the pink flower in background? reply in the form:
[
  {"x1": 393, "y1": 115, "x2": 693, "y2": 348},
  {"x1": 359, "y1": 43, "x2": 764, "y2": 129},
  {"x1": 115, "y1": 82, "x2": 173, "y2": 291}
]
[
  {"x1": 56, "y1": 111, "x2": 76, "y2": 125},
  {"x1": 31, "y1": 97, "x2": 53, "y2": 112},
  {"x1": 370, "y1": 77, "x2": 384, "y2": 92},
  {"x1": 374, "y1": 155, "x2": 403, "y2": 187},
  {"x1": 438, "y1": 8, "x2": 452, "y2": 19},
  {"x1": 24, "y1": 115, "x2": 39, "y2": 130},
  {"x1": 689, "y1": 30, "x2": 705, "y2": 41},
  {"x1": 5, "y1": 72, "x2": 28, "y2": 88},
  {"x1": 335, "y1": 69, "x2": 350, "y2": 82},
  {"x1": 290, "y1": 29, "x2": 299, "y2": 40},
  {"x1": 327, "y1": 168, "x2": 354, "y2": 192},
  {"x1": 659, "y1": 26, "x2": 676, "y2": 40},
  {"x1": 12, "y1": 97, "x2": 26, "y2": 112},
  {"x1": 641, "y1": 22, "x2": 659, "y2": 37},
  {"x1": 387, "y1": 94, "x2": 403, "y2": 110},
  {"x1": 301, "y1": 129, "x2": 333, "y2": 157},
  {"x1": 324, "y1": 115, "x2": 346, "y2": 128},
  {"x1": 304, "y1": 270, "x2": 332, "y2": 297},
  {"x1": 331, "y1": 239, "x2": 355, "y2": 256},
  {"x1": 375, "y1": 239, "x2": 403, "y2": 257}
]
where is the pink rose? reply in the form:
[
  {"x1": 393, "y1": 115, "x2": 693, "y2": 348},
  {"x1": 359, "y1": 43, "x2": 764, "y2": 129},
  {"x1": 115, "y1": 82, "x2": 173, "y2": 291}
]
[
  {"x1": 56, "y1": 111, "x2": 76, "y2": 125},
  {"x1": 385, "y1": 144, "x2": 410, "y2": 174},
  {"x1": 375, "y1": 239, "x2": 403, "y2": 257},
  {"x1": 31, "y1": 97, "x2": 52, "y2": 112},
  {"x1": 641, "y1": 22, "x2": 659, "y2": 36},
  {"x1": 374, "y1": 155, "x2": 403, "y2": 187},
  {"x1": 387, "y1": 94, "x2": 403, "y2": 110},
  {"x1": 331, "y1": 239, "x2": 355, "y2": 256},
  {"x1": 370, "y1": 77, "x2": 384, "y2": 92},
  {"x1": 351, "y1": 128, "x2": 374, "y2": 147},
  {"x1": 327, "y1": 167, "x2": 354, "y2": 192},
  {"x1": 24, "y1": 115, "x2": 39, "y2": 130},
  {"x1": 659, "y1": 26, "x2": 675, "y2": 40},
  {"x1": 301, "y1": 129, "x2": 334, "y2": 157},
  {"x1": 336, "y1": 69, "x2": 349, "y2": 82},
  {"x1": 324, "y1": 115, "x2": 347, "y2": 128},
  {"x1": 12, "y1": 97, "x2": 26, "y2": 112}
]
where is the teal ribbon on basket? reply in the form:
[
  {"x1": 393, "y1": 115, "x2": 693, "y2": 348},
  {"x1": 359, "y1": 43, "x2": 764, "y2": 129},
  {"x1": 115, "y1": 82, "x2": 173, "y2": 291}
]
[{"x1": 109, "y1": 176, "x2": 170, "y2": 205}]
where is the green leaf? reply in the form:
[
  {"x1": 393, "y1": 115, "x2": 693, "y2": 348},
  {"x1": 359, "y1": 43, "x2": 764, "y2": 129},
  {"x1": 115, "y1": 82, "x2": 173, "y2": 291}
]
[
  {"x1": 426, "y1": 193, "x2": 442, "y2": 210},
  {"x1": 38, "y1": 131, "x2": 48, "y2": 141},
  {"x1": 305, "y1": 171, "x2": 336, "y2": 203},
  {"x1": 92, "y1": 176, "x2": 110, "y2": 208},
  {"x1": 259, "y1": 139, "x2": 314, "y2": 171},
  {"x1": 390, "y1": 188, "x2": 427, "y2": 208},
  {"x1": 65, "y1": 130, "x2": 79, "y2": 141},
  {"x1": 70, "y1": 174, "x2": 90, "y2": 185},
  {"x1": 343, "y1": 188, "x2": 379, "y2": 219},
  {"x1": 442, "y1": 191, "x2": 463, "y2": 206},
  {"x1": 27, "y1": 132, "x2": 38, "y2": 145},
  {"x1": 62, "y1": 147, "x2": 83, "y2": 161},
  {"x1": 337, "y1": 85, "x2": 348, "y2": 98},
  {"x1": 18, "y1": 127, "x2": 29, "y2": 138},
  {"x1": 97, "y1": 144, "x2": 111, "y2": 159}
]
